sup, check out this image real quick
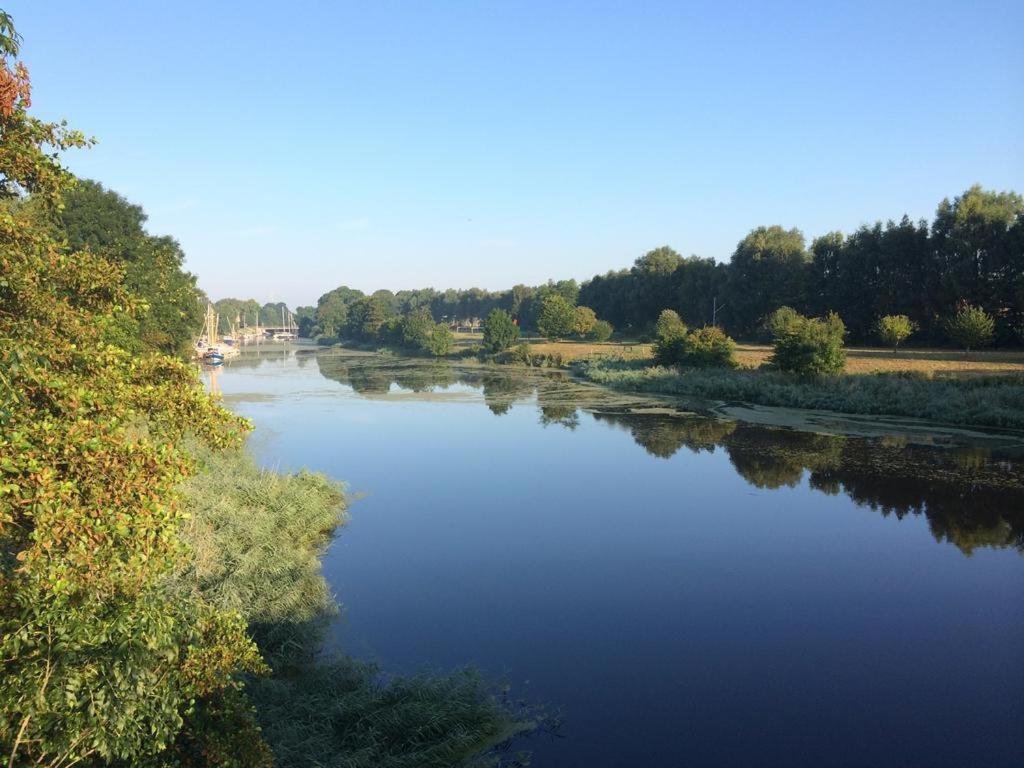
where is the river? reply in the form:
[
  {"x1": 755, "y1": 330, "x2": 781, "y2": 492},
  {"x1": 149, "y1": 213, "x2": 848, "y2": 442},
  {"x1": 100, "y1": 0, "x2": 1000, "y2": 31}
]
[{"x1": 207, "y1": 345, "x2": 1024, "y2": 768}]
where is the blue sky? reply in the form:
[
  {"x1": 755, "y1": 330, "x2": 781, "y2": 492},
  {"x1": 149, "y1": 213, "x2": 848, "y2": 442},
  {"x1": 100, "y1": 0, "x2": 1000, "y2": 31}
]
[{"x1": 9, "y1": 1, "x2": 1023, "y2": 307}]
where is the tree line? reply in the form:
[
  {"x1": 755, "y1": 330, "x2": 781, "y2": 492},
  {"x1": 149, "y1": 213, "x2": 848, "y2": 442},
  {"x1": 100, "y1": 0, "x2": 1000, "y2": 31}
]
[
  {"x1": 307, "y1": 185, "x2": 1022, "y2": 348},
  {"x1": 580, "y1": 186, "x2": 1023, "y2": 344}
]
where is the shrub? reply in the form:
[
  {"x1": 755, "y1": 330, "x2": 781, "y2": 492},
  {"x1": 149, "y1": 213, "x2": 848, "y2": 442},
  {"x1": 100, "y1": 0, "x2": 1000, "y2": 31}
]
[
  {"x1": 482, "y1": 308, "x2": 520, "y2": 352},
  {"x1": 946, "y1": 302, "x2": 994, "y2": 354},
  {"x1": 427, "y1": 323, "x2": 454, "y2": 356},
  {"x1": 769, "y1": 310, "x2": 846, "y2": 376},
  {"x1": 681, "y1": 326, "x2": 737, "y2": 368},
  {"x1": 588, "y1": 318, "x2": 614, "y2": 342},
  {"x1": 536, "y1": 293, "x2": 576, "y2": 340},
  {"x1": 876, "y1": 314, "x2": 916, "y2": 352},
  {"x1": 764, "y1": 306, "x2": 802, "y2": 339},
  {"x1": 652, "y1": 309, "x2": 688, "y2": 364}
]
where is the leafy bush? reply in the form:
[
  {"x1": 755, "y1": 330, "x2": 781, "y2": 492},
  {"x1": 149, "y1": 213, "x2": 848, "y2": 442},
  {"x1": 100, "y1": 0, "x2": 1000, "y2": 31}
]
[
  {"x1": 946, "y1": 302, "x2": 994, "y2": 354},
  {"x1": 482, "y1": 308, "x2": 520, "y2": 352},
  {"x1": 769, "y1": 310, "x2": 846, "y2": 376},
  {"x1": 876, "y1": 314, "x2": 916, "y2": 352},
  {"x1": 588, "y1": 318, "x2": 614, "y2": 341},
  {"x1": 762, "y1": 306, "x2": 803, "y2": 340},
  {"x1": 652, "y1": 309, "x2": 688, "y2": 364},
  {"x1": 427, "y1": 323, "x2": 454, "y2": 356},
  {"x1": 681, "y1": 326, "x2": 737, "y2": 368}
]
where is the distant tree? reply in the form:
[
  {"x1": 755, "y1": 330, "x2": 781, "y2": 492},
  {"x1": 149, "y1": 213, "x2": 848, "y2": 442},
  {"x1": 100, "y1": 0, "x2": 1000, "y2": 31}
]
[
  {"x1": 727, "y1": 226, "x2": 811, "y2": 337},
  {"x1": 653, "y1": 309, "x2": 688, "y2": 364},
  {"x1": 875, "y1": 314, "x2": 916, "y2": 353},
  {"x1": 347, "y1": 296, "x2": 389, "y2": 341},
  {"x1": 587, "y1": 319, "x2": 614, "y2": 342},
  {"x1": 427, "y1": 323, "x2": 454, "y2": 356},
  {"x1": 634, "y1": 246, "x2": 683, "y2": 276},
  {"x1": 769, "y1": 310, "x2": 846, "y2": 376},
  {"x1": 945, "y1": 302, "x2": 994, "y2": 355},
  {"x1": 294, "y1": 305, "x2": 316, "y2": 337},
  {"x1": 572, "y1": 306, "x2": 597, "y2": 337},
  {"x1": 681, "y1": 326, "x2": 737, "y2": 368},
  {"x1": 482, "y1": 308, "x2": 520, "y2": 352},
  {"x1": 537, "y1": 293, "x2": 576, "y2": 340},
  {"x1": 401, "y1": 306, "x2": 435, "y2": 350}
]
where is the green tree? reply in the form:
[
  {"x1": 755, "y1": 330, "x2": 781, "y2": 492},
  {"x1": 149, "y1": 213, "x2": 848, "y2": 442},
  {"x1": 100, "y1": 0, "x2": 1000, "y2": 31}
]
[
  {"x1": 347, "y1": 296, "x2": 390, "y2": 341},
  {"x1": 876, "y1": 314, "x2": 916, "y2": 353},
  {"x1": 0, "y1": 20, "x2": 267, "y2": 763},
  {"x1": 427, "y1": 323, "x2": 454, "y2": 356},
  {"x1": 482, "y1": 308, "x2": 520, "y2": 352},
  {"x1": 57, "y1": 180, "x2": 203, "y2": 356},
  {"x1": 572, "y1": 305, "x2": 597, "y2": 337},
  {"x1": 536, "y1": 293, "x2": 576, "y2": 340},
  {"x1": 401, "y1": 306, "x2": 435, "y2": 350},
  {"x1": 945, "y1": 302, "x2": 994, "y2": 355},
  {"x1": 588, "y1": 318, "x2": 614, "y2": 341},
  {"x1": 652, "y1": 309, "x2": 687, "y2": 364},
  {"x1": 726, "y1": 226, "x2": 811, "y2": 336}
]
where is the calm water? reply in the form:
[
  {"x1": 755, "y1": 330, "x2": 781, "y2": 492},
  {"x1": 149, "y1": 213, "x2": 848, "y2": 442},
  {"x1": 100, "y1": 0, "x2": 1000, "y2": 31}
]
[{"x1": 209, "y1": 346, "x2": 1024, "y2": 768}]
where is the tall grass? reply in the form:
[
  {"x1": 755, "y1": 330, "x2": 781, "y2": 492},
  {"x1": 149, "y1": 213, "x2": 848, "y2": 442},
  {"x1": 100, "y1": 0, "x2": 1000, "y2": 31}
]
[
  {"x1": 574, "y1": 358, "x2": 1024, "y2": 429},
  {"x1": 179, "y1": 446, "x2": 534, "y2": 767}
]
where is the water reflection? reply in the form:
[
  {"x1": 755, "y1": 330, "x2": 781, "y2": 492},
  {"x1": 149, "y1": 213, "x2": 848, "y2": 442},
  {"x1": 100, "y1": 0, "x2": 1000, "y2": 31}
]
[{"x1": 310, "y1": 352, "x2": 1024, "y2": 556}]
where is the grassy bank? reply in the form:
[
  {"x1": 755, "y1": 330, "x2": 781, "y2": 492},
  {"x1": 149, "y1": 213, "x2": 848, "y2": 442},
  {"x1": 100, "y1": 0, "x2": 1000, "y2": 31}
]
[
  {"x1": 574, "y1": 358, "x2": 1024, "y2": 430},
  {"x1": 179, "y1": 446, "x2": 534, "y2": 768}
]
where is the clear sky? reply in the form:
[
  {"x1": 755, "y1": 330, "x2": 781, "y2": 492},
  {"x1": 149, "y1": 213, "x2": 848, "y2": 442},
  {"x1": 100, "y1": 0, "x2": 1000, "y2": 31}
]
[{"x1": 8, "y1": 1, "x2": 1023, "y2": 307}]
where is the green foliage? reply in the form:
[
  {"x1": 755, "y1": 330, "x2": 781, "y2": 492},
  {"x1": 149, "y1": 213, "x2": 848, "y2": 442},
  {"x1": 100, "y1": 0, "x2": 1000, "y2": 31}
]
[
  {"x1": 0, "y1": 23, "x2": 266, "y2": 763},
  {"x1": 482, "y1": 308, "x2": 520, "y2": 352},
  {"x1": 726, "y1": 226, "x2": 810, "y2": 336},
  {"x1": 769, "y1": 310, "x2": 847, "y2": 376},
  {"x1": 587, "y1": 318, "x2": 614, "y2": 341},
  {"x1": 945, "y1": 302, "x2": 995, "y2": 352},
  {"x1": 54, "y1": 179, "x2": 204, "y2": 357},
  {"x1": 680, "y1": 326, "x2": 737, "y2": 368},
  {"x1": 764, "y1": 306, "x2": 802, "y2": 339},
  {"x1": 572, "y1": 305, "x2": 597, "y2": 337},
  {"x1": 652, "y1": 309, "x2": 688, "y2": 364},
  {"x1": 401, "y1": 306, "x2": 436, "y2": 350},
  {"x1": 347, "y1": 296, "x2": 391, "y2": 341},
  {"x1": 876, "y1": 314, "x2": 916, "y2": 351},
  {"x1": 427, "y1": 323, "x2": 454, "y2": 356},
  {"x1": 536, "y1": 293, "x2": 576, "y2": 340}
]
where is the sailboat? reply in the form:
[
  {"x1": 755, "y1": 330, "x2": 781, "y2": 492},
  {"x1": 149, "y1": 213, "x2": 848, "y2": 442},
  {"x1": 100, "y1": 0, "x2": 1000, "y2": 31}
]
[
  {"x1": 195, "y1": 303, "x2": 239, "y2": 362},
  {"x1": 274, "y1": 306, "x2": 297, "y2": 340}
]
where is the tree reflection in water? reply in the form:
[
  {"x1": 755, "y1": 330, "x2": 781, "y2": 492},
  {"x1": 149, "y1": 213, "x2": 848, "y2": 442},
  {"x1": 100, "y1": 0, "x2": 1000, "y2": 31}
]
[{"x1": 313, "y1": 353, "x2": 1024, "y2": 556}]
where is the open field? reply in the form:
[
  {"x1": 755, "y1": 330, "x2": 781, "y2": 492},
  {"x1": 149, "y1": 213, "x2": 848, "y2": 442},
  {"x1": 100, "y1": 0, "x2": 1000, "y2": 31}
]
[
  {"x1": 453, "y1": 332, "x2": 1024, "y2": 377},
  {"x1": 734, "y1": 344, "x2": 1024, "y2": 376}
]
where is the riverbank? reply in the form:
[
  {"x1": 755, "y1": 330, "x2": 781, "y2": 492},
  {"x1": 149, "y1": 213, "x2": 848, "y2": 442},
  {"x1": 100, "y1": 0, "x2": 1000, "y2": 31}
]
[
  {"x1": 573, "y1": 357, "x2": 1024, "y2": 431},
  {"x1": 180, "y1": 444, "x2": 535, "y2": 767}
]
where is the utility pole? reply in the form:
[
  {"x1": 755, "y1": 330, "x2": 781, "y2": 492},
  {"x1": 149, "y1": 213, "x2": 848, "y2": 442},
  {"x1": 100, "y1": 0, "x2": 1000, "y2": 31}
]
[{"x1": 712, "y1": 297, "x2": 726, "y2": 327}]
